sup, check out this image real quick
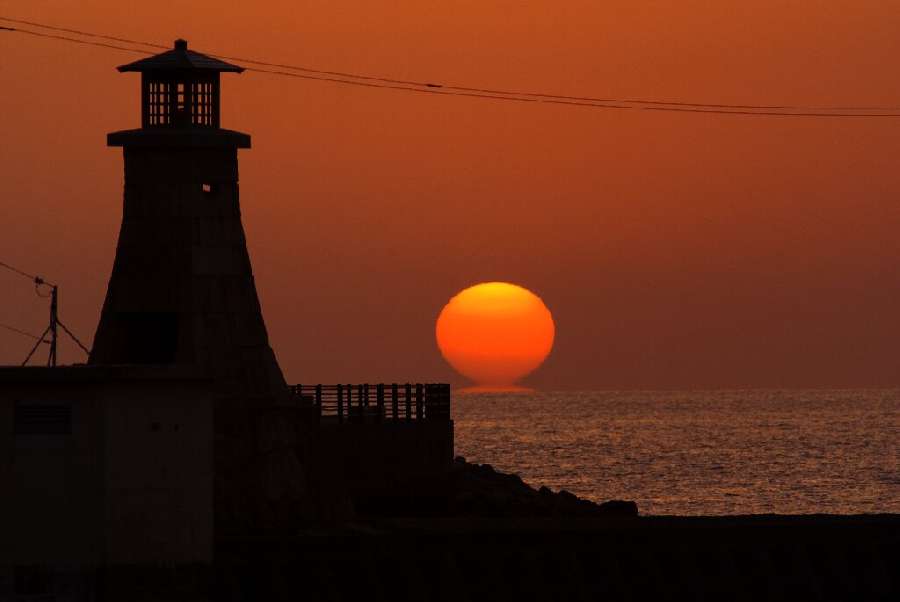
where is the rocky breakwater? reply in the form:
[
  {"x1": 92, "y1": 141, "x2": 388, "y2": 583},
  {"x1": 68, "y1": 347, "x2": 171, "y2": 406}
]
[{"x1": 448, "y1": 456, "x2": 637, "y2": 518}]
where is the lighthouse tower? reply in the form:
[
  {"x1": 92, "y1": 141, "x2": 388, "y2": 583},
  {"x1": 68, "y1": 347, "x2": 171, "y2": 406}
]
[
  {"x1": 92, "y1": 40, "x2": 284, "y2": 396},
  {"x1": 92, "y1": 40, "x2": 320, "y2": 529}
]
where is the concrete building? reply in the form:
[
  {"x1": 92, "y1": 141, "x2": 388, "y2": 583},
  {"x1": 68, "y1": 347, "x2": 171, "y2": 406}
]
[
  {"x1": 0, "y1": 366, "x2": 212, "y2": 600},
  {"x1": 0, "y1": 366, "x2": 213, "y2": 566}
]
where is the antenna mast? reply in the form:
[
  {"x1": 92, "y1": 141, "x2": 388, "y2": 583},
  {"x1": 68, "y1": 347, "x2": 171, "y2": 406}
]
[
  {"x1": 48, "y1": 284, "x2": 58, "y2": 367},
  {"x1": 21, "y1": 277, "x2": 89, "y2": 367}
]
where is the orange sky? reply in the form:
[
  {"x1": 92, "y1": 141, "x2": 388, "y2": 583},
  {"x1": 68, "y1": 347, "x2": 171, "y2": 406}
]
[{"x1": 2, "y1": 1, "x2": 899, "y2": 388}]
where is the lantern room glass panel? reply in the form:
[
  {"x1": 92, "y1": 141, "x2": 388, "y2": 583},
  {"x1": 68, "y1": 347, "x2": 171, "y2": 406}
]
[{"x1": 141, "y1": 74, "x2": 220, "y2": 129}]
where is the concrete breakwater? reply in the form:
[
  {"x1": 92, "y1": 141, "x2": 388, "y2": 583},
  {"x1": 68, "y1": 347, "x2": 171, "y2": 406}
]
[
  {"x1": 444, "y1": 457, "x2": 638, "y2": 518},
  {"x1": 7, "y1": 462, "x2": 896, "y2": 600},
  {"x1": 353, "y1": 457, "x2": 638, "y2": 519},
  {"x1": 5, "y1": 514, "x2": 897, "y2": 600},
  {"x1": 216, "y1": 514, "x2": 898, "y2": 601}
]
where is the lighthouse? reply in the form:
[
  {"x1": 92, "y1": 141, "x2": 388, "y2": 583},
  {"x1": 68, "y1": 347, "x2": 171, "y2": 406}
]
[
  {"x1": 92, "y1": 39, "x2": 284, "y2": 398},
  {"x1": 93, "y1": 40, "x2": 320, "y2": 530}
]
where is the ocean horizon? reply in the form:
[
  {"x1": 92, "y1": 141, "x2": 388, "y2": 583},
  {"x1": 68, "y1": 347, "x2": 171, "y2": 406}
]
[{"x1": 453, "y1": 388, "x2": 900, "y2": 515}]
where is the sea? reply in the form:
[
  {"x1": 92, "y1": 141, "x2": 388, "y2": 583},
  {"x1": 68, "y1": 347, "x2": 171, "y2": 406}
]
[{"x1": 452, "y1": 389, "x2": 899, "y2": 516}]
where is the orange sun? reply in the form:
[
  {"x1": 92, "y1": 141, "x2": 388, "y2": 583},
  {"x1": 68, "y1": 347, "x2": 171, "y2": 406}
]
[{"x1": 435, "y1": 282, "x2": 555, "y2": 387}]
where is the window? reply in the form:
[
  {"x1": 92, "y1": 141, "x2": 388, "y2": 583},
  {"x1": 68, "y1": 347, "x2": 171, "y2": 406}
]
[
  {"x1": 190, "y1": 81, "x2": 215, "y2": 126},
  {"x1": 14, "y1": 401, "x2": 72, "y2": 435},
  {"x1": 148, "y1": 81, "x2": 172, "y2": 126},
  {"x1": 201, "y1": 183, "x2": 215, "y2": 195},
  {"x1": 109, "y1": 312, "x2": 179, "y2": 364},
  {"x1": 146, "y1": 79, "x2": 217, "y2": 128}
]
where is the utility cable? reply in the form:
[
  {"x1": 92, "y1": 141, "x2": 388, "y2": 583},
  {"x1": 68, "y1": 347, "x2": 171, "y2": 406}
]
[
  {"x1": 2, "y1": 25, "x2": 150, "y2": 56},
  {"x1": 0, "y1": 322, "x2": 47, "y2": 342},
  {"x1": 21, "y1": 325, "x2": 52, "y2": 366},
  {"x1": 240, "y1": 64, "x2": 900, "y2": 117},
  {"x1": 0, "y1": 259, "x2": 38, "y2": 282},
  {"x1": 1, "y1": 258, "x2": 57, "y2": 291},
  {"x1": 58, "y1": 320, "x2": 91, "y2": 356},
  {"x1": 1, "y1": 257, "x2": 87, "y2": 359},
  {"x1": 6, "y1": 14, "x2": 900, "y2": 112},
  {"x1": 3, "y1": 16, "x2": 900, "y2": 117},
  {"x1": 0, "y1": 16, "x2": 166, "y2": 49}
]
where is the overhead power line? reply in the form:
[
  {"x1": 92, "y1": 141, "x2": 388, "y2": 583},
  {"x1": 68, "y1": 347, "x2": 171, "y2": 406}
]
[
  {"x1": 1, "y1": 256, "x2": 88, "y2": 365},
  {"x1": 0, "y1": 259, "x2": 40, "y2": 282},
  {"x1": 0, "y1": 259, "x2": 36, "y2": 281},
  {"x1": 0, "y1": 322, "x2": 47, "y2": 342},
  {"x1": 3, "y1": 26, "x2": 151, "y2": 56},
  {"x1": 1, "y1": 258, "x2": 56, "y2": 289},
  {"x1": 0, "y1": 16, "x2": 166, "y2": 49},
  {"x1": 3, "y1": 15, "x2": 900, "y2": 117},
  {"x1": 58, "y1": 320, "x2": 91, "y2": 356},
  {"x1": 6, "y1": 14, "x2": 900, "y2": 113}
]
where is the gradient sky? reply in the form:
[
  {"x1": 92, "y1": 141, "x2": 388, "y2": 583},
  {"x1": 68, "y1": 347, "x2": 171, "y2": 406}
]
[{"x1": 2, "y1": 1, "x2": 899, "y2": 388}]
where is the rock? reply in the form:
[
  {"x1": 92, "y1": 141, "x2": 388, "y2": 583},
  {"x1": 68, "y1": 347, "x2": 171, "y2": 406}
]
[
  {"x1": 502, "y1": 472, "x2": 525, "y2": 488},
  {"x1": 558, "y1": 489, "x2": 578, "y2": 502},
  {"x1": 597, "y1": 500, "x2": 639, "y2": 516},
  {"x1": 446, "y1": 460, "x2": 639, "y2": 519}
]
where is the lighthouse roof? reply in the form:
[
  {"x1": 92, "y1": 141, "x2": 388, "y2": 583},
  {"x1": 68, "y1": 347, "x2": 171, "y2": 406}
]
[{"x1": 117, "y1": 39, "x2": 244, "y2": 73}]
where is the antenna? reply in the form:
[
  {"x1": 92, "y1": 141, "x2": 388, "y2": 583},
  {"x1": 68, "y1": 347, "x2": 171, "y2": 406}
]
[
  {"x1": 20, "y1": 277, "x2": 90, "y2": 367},
  {"x1": 48, "y1": 282, "x2": 58, "y2": 366},
  {"x1": 2, "y1": 260, "x2": 91, "y2": 367}
]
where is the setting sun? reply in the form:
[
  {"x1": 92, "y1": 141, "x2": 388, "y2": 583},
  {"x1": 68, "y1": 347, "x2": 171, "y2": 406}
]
[{"x1": 435, "y1": 282, "x2": 555, "y2": 386}]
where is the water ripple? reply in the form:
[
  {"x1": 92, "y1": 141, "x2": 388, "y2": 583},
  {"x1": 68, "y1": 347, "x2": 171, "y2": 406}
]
[{"x1": 453, "y1": 389, "x2": 900, "y2": 515}]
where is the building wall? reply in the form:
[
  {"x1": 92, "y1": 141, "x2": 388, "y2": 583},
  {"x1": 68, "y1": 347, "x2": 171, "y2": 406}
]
[
  {"x1": 0, "y1": 385, "x2": 104, "y2": 566},
  {"x1": 91, "y1": 146, "x2": 285, "y2": 399},
  {"x1": 102, "y1": 382, "x2": 213, "y2": 564},
  {"x1": 0, "y1": 368, "x2": 213, "y2": 567},
  {"x1": 312, "y1": 420, "x2": 454, "y2": 514}
]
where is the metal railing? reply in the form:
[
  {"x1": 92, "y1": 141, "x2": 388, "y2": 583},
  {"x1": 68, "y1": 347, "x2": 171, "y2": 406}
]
[{"x1": 289, "y1": 383, "x2": 450, "y2": 424}]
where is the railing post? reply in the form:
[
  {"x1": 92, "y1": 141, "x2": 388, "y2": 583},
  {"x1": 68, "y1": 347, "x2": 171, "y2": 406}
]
[
  {"x1": 425, "y1": 383, "x2": 448, "y2": 421},
  {"x1": 391, "y1": 383, "x2": 399, "y2": 421},
  {"x1": 358, "y1": 384, "x2": 365, "y2": 421},
  {"x1": 415, "y1": 383, "x2": 424, "y2": 421},
  {"x1": 337, "y1": 384, "x2": 344, "y2": 424},
  {"x1": 315, "y1": 384, "x2": 322, "y2": 424},
  {"x1": 350, "y1": 384, "x2": 356, "y2": 422},
  {"x1": 426, "y1": 383, "x2": 450, "y2": 421},
  {"x1": 405, "y1": 383, "x2": 412, "y2": 421},
  {"x1": 376, "y1": 384, "x2": 384, "y2": 422}
]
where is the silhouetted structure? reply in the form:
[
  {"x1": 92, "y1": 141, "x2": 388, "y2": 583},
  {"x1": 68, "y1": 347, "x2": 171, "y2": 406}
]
[
  {"x1": 94, "y1": 40, "x2": 276, "y2": 387},
  {"x1": 90, "y1": 39, "x2": 307, "y2": 533},
  {"x1": 2, "y1": 42, "x2": 454, "y2": 582},
  {"x1": 291, "y1": 382, "x2": 450, "y2": 423},
  {"x1": 1, "y1": 366, "x2": 214, "y2": 569}
]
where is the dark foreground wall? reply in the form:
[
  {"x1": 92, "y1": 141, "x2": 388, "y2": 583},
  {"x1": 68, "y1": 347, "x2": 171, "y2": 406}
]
[
  {"x1": 312, "y1": 420, "x2": 455, "y2": 510},
  {"x1": 3, "y1": 515, "x2": 896, "y2": 601},
  {"x1": 215, "y1": 515, "x2": 899, "y2": 602}
]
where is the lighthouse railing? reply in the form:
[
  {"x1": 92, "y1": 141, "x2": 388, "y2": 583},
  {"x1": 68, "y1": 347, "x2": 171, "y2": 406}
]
[{"x1": 289, "y1": 383, "x2": 450, "y2": 424}]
